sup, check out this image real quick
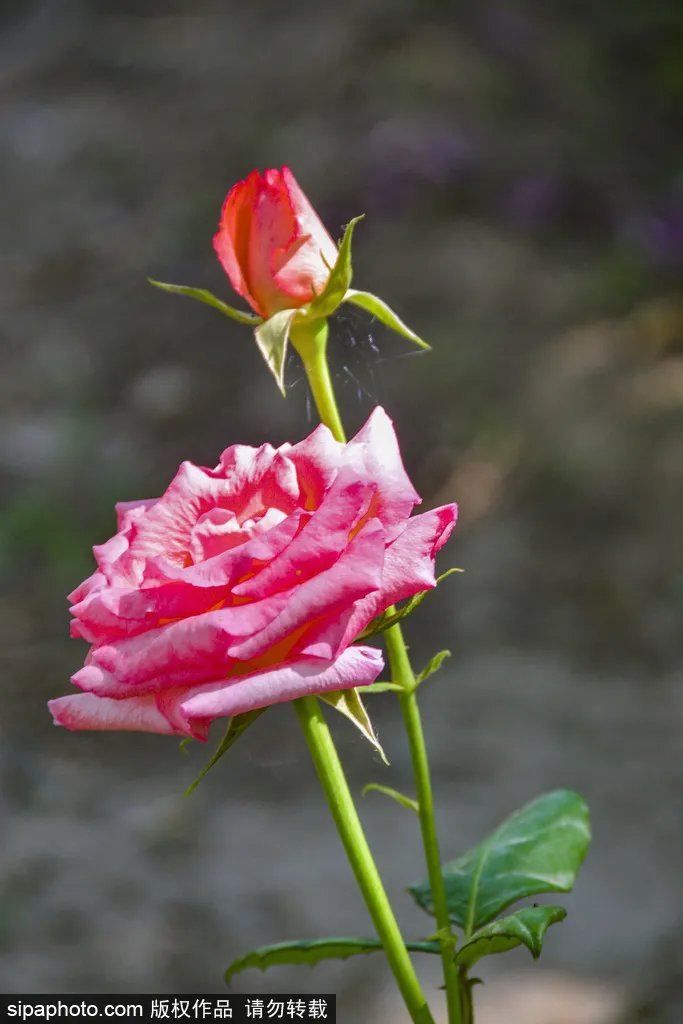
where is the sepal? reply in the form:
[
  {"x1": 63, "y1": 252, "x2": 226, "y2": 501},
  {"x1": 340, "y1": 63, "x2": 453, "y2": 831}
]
[
  {"x1": 343, "y1": 289, "x2": 431, "y2": 350},
  {"x1": 358, "y1": 569, "x2": 462, "y2": 642},
  {"x1": 308, "y1": 216, "x2": 364, "y2": 318},
  {"x1": 148, "y1": 280, "x2": 262, "y2": 325},
  {"x1": 321, "y1": 687, "x2": 388, "y2": 764},
  {"x1": 254, "y1": 308, "x2": 299, "y2": 394},
  {"x1": 184, "y1": 709, "x2": 267, "y2": 796}
]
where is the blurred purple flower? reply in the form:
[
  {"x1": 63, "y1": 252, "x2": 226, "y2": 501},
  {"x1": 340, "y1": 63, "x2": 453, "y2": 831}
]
[
  {"x1": 626, "y1": 201, "x2": 683, "y2": 266},
  {"x1": 504, "y1": 175, "x2": 564, "y2": 230},
  {"x1": 478, "y1": 3, "x2": 536, "y2": 56},
  {"x1": 363, "y1": 119, "x2": 477, "y2": 214}
]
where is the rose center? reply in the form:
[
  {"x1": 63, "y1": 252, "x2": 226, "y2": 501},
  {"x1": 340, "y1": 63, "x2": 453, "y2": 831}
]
[{"x1": 188, "y1": 505, "x2": 287, "y2": 563}]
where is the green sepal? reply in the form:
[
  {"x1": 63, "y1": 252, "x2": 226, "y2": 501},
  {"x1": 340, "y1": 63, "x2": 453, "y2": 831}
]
[
  {"x1": 355, "y1": 681, "x2": 404, "y2": 695},
  {"x1": 225, "y1": 936, "x2": 440, "y2": 984},
  {"x1": 415, "y1": 649, "x2": 451, "y2": 686},
  {"x1": 321, "y1": 688, "x2": 388, "y2": 764},
  {"x1": 308, "y1": 216, "x2": 364, "y2": 319},
  {"x1": 454, "y1": 905, "x2": 567, "y2": 968},
  {"x1": 148, "y1": 280, "x2": 262, "y2": 325},
  {"x1": 184, "y1": 709, "x2": 267, "y2": 797},
  {"x1": 343, "y1": 289, "x2": 431, "y2": 350},
  {"x1": 362, "y1": 783, "x2": 419, "y2": 815},
  {"x1": 409, "y1": 789, "x2": 591, "y2": 930},
  {"x1": 254, "y1": 308, "x2": 299, "y2": 395},
  {"x1": 358, "y1": 569, "x2": 462, "y2": 641}
]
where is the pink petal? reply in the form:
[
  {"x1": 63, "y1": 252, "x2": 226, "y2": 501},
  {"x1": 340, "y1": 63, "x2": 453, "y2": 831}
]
[
  {"x1": 179, "y1": 645, "x2": 383, "y2": 720},
  {"x1": 246, "y1": 170, "x2": 299, "y2": 315},
  {"x1": 232, "y1": 472, "x2": 375, "y2": 600},
  {"x1": 70, "y1": 510, "x2": 307, "y2": 645},
  {"x1": 47, "y1": 692, "x2": 188, "y2": 737},
  {"x1": 71, "y1": 592, "x2": 293, "y2": 697},
  {"x1": 227, "y1": 519, "x2": 386, "y2": 662},
  {"x1": 346, "y1": 408, "x2": 421, "y2": 540},
  {"x1": 306, "y1": 504, "x2": 458, "y2": 657},
  {"x1": 212, "y1": 169, "x2": 263, "y2": 314},
  {"x1": 286, "y1": 422, "x2": 343, "y2": 508}
]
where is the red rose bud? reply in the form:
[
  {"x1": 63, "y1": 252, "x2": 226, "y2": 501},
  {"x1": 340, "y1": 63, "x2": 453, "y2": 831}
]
[
  {"x1": 150, "y1": 168, "x2": 430, "y2": 393},
  {"x1": 213, "y1": 166, "x2": 339, "y2": 318}
]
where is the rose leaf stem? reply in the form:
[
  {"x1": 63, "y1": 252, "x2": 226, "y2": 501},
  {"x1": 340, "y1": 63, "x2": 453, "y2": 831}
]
[
  {"x1": 385, "y1": 623, "x2": 463, "y2": 1024},
  {"x1": 294, "y1": 696, "x2": 435, "y2": 1024}
]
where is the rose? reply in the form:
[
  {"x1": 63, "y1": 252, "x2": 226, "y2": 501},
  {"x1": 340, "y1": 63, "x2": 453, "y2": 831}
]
[
  {"x1": 48, "y1": 408, "x2": 457, "y2": 739},
  {"x1": 213, "y1": 166, "x2": 339, "y2": 319}
]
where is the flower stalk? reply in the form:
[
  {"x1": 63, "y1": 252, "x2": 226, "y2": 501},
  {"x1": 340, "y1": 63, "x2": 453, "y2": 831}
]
[
  {"x1": 294, "y1": 696, "x2": 435, "y2": 1024},
  {"x1": 385, "y1": 625, "x2": 462, "y2": 1024}
]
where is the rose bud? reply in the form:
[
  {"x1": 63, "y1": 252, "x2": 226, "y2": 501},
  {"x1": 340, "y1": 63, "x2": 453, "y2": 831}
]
[{"x1": 213, "y1": 166, "x2": 339, "y2": 319}]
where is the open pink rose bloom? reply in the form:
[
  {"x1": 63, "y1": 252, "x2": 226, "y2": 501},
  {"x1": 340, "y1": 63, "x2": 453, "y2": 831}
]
[
  {"x1": 213, "y1": 166, "x2": 338, "y2": 318},
  {"x1": 49, "y1": 408, "x2": 456, "y2": 739}
]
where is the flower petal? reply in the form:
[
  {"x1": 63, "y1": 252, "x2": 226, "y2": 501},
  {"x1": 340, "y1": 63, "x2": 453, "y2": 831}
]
[
  {"x1": 47, "y1": 692, "x2": 192, "y2": 737},
  {"x1": 179, "y1": 645, "x2": 383, "y2": 720},
  {"x1": 213, "y1": 169, "x2": 263, "y2": 313}
]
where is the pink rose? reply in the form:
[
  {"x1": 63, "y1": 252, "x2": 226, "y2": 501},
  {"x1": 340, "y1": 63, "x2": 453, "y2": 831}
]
[
  {"x1": 212, "y1": 166, "x2": 339, "y2": 318},
  {"x1": 49, "y1": 408, "x2": 457, "y2": 740}
]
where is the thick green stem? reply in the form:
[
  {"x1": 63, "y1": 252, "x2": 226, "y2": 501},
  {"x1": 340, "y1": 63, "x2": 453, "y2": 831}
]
[
  {"x1": 294, "y1": 696, "x2": 434, "y2": 1024},
  {"x1": 290, "y1": 319, "x2": 346, "y2": 443},
  {"x1": 386, "y1": 625, "x2": 463, "y2": 1024}
]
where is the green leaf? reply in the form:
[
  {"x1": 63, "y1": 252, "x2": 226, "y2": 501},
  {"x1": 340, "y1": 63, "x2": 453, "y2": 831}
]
[
  {"x1": 416, "y1": 649, "x2": 451, "y2": 686},
  {"x1": 225, "y1": 936, "x2": 440, "y2": 983},
  {"x1": 362, "y1": 783, "x2": 419, "y2": 815},
  {"x1": 455, "y1": 905, "x2": 567, "y2": 968},
  {"x1": 254, "y1": 309, "x2": 299, "y2": 395},
  {"x1": 358, "y1": 569, "x2": 462, "y2": 641},
  {"x1": 321, "y1": 688, "x2": 388, "y2": 764},
  {"x1": 309, "y1": 216, "x2": 364, "y2": 318},
  {"x1": 148, "y1": 280, "x2": 262, "y2": 325},
  {"x1": 184, "y1": 709, "x2": 267, "y2": 797},
  {"x1": 409, "y1": 789, "x2": 591, "y2": 931},
  {"x1": 343, "y1": 289, "x2": 431, "y2": 350}
]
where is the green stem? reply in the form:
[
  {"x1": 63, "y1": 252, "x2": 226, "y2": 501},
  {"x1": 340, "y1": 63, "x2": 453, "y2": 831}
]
[
  {"x1": 290, "y1": 318, "x2": 346, "y2": 443},
  {"x1": 294, "y1": 696, "x2": 434, "y2": 1024},
  {"x1": 386, "y1": 625, "x2": 463, "y2": 1024},
  {"x1": 293, "y1": 312, "x2": 457, "y2": 1023},
  {"x1": 459, "y1": 968, "x2": 474, "y2": 1024}
]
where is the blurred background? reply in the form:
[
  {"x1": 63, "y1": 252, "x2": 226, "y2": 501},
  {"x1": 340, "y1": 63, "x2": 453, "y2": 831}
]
[{"x1": 1, "y1": 1, "x2": 682, "y2": 1021}]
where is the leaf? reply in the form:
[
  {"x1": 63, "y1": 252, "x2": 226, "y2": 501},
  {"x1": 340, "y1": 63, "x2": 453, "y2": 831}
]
[
  {"x1": 309, "y1": 216, "x2": 364, "y2": 318},
  {"x1": 254, "y1": 309, "x2": 299, "y2": 395},
  {"x1": 148, "y1": 280, "x2": 262, "y2": 325},
  {"x1": 362, "y1": 783, "x2": 419, "y2": 815},
  {"x1": 409, "y1": 789, "x2": 591, "y2": 932},
  {"x1": 416, "y1": 650, "x2": 451, "y2": 686},
  {"x1": 358, "y1": 569, "x2": 462, "y2": 641},
  {"x1": 184, "y1": 709, "x2": 267, "y2": 797},
  {"x1": 321, "y1": 688, "x2": 388, "y2": 764},
  {"x1": 344, "y1": 289, "x2": 431, "y2": 350},
  {"x1": 225, "y1": 936, "x2": 440, "y2": 984},
  {"x1": 455, "y1": 905, "x2": 567, "y2": 968}
]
